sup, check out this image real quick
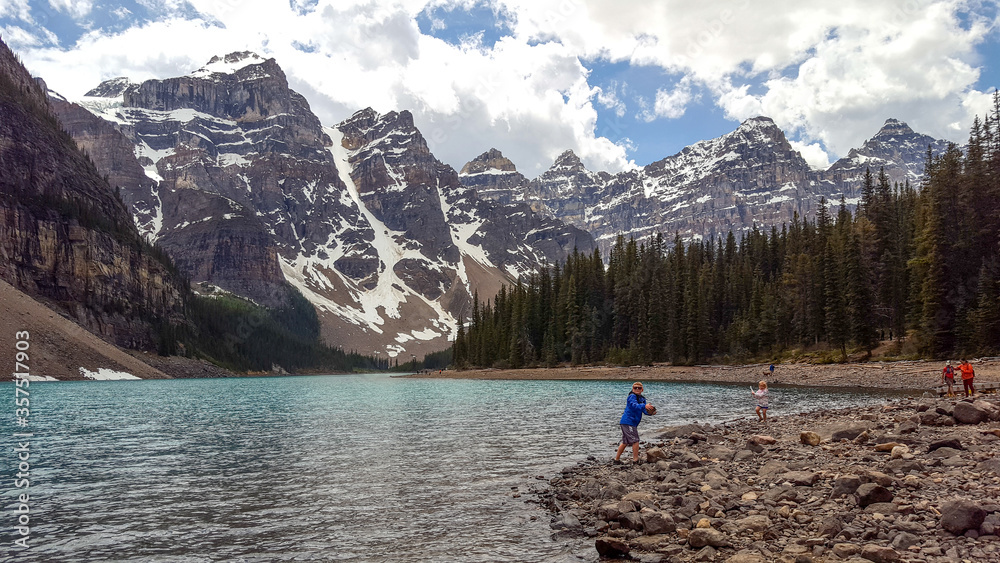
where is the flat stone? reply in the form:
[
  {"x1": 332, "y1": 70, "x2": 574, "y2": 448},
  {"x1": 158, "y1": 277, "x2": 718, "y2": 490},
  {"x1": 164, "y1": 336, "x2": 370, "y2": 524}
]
[
  {"x1": 783, "y1": 471, "x2": 819, "y2": 486},
  {"x1": 832, "y1": 543, "x2": 860, "y2": 558},
  {"x1": 832, "y1": 426, "x2": 868, "y2": 441},
  {"x1": 928, "y1": 437, "x2": 963, "y2": 451},
  {"x1": 860, "y1": 544, "x2": 901, "y2": 563},
  {"x1": 735, "y1": 515, "x2": 771, "y2": 534},
  {"x1": 724, "y1": 551, "x2": 767, "y2": 563},
  {"x1": 687, "y1": 527, "x2": 730, "y2": 548}
]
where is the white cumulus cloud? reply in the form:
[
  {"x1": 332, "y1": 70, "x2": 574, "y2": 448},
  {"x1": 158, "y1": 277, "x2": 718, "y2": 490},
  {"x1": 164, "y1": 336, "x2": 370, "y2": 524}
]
[{"x1": 3, "y1": 0, "x2": 998, "y2": 176}]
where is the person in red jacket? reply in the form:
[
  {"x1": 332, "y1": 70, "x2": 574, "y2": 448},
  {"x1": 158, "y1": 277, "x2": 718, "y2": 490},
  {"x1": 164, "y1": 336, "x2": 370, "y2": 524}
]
[{"x1": 958, "y1": 359, "x2": 975, "y2": 397}]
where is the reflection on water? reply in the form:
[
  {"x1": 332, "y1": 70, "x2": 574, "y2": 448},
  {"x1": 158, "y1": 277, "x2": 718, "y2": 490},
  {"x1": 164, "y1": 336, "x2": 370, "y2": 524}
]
[{"x1": 0, "y1": 375, "x2": 907, "y2": 562}]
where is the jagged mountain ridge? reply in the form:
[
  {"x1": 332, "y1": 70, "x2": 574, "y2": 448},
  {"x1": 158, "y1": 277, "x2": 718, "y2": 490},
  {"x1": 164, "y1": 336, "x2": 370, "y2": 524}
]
[
  {"x1": 58, "y1": 52, "x2": 594, "y2": 358},
  {"x1": 460, "y1": 117, "x2": 948, "y2": 252}
]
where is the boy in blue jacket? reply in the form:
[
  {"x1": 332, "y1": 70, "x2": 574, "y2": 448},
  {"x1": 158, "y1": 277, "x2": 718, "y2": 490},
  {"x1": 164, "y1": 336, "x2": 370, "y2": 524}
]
[{"x1": 614, "y1": 382, "x2": 656, "y2": 464}]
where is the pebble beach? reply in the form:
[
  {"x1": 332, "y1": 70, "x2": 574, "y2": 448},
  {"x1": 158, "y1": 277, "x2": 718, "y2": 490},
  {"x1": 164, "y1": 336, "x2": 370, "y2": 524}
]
[{"x1": 532, "y1": 392, "x2": 1000, "y2": 562}]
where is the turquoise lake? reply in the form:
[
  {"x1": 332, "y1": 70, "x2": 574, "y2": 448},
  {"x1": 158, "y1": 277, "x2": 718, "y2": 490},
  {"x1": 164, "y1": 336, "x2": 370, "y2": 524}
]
[{"x1": 0, "y1": 375, "x2": 909, "y2": 562}]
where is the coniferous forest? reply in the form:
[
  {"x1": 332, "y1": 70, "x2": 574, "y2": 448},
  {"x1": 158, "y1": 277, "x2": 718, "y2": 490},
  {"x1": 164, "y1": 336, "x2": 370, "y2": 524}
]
[{"x1": 452, "y1": 97, "x2": 1000, "y2": 368}]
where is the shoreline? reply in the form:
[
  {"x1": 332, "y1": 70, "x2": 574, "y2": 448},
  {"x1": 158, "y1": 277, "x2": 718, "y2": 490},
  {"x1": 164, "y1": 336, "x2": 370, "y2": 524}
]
[
  {"x1": 405, "y1": 359, "x2": 1000, "y2": 392},
  {"x1": 533, "y1": 393, "x2": 1000, "y2": 562}
]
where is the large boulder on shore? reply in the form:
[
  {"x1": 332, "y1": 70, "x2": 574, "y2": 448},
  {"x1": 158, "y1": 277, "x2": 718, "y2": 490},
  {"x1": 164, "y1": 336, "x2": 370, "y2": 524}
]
[
  {"x1": 595, "y1": 536, "x2": 630, "y2": 558},
  {"x1": 953, "y1": 402, "x2": 989, "y2": 424},
  {"x1": 940, "y1": 500, "x2": 987, "y2": 535}
]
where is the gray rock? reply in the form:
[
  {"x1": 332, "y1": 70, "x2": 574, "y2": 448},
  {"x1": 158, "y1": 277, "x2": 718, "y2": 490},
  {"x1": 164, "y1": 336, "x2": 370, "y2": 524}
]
[
  {"x1": 981, "y1": 513, "x2": 1000, "y2": 535},
  {"x1": 941, "y1": 455, "x2": 970, "y2": 467},
  {"x1": 659, "y1": 423, "x2": 705, "y2": 439},
  {"x1": 692, "y1": 546, "x2": 717, "y2": 561},
  {"x1": 817, "y1": 516, "x2": 843, "y2": 537},
  {"x1": 953, "y1": 402, "x2": 989, "y2": 424},
  {"x1": 928, "y1": 437, "x2": 963, "y2": 451},
  {"x1": 832, "y1": 543, "x2": 860, "y2": 558},
  {"x1": 760, "y1": 485, "x2": 798, "y2": 502},
  {"x1": 860, "y1": 544, "x2": 901, "y2": 562},
  {"x1": 595, "y1": 536, "x2": 630, "y2": 558},
  {"x1": 642, "y1": 511, "x2": 676, "y2": 535},
  {"x1": 704, "y1": 446, "x2": 735, "y2": 461},
  {"x1": 972, "y1": 399, "x2": 1000, "y2": 420},
  {"x1": 889, "y1": 531, "x2": 919, "y2": 550},
  {"x1": 832, "y1": 426, "x2": 868, "y2": 441},
  {"x1": 883, "y1": 459, "x2": 924, "y2": 474},
  {"x1": 978, "y1": 458, "x2": 1000, "y2": 474},
  {"x1": 724, "y1": 551, "x2": 768, "y2": 562},
  {"x1": 940, "y1": 499, "x2": 987, "y2": 535},
  {"x1": 735, "y1": 515, "x2": 771, "y2": 534},
  {"x1": 926, "y1": 446, "x2": 962, "y2": 458},
  {"x1": 687, "y1": 527, "x2": 730, "y2": 548},
  {"x1": 832, "y1": 475, "x2": 862, "y2": 497},
  {"x1": 783, "y1": 471, "x2": 819, "y2": 486},
  {"x1": 646, "y1": 447, "x2": 668, "y2": 462},
  {"x1": 856, "y1": 483, "x2": 893, "y2": 507},
  {"x1": 864, "y1": 502, "x2": 897, "y2": 514},
  {"x1": 619, "y1": 511, "x2": 644, "y2": 531},
  {"x1": 550, "y1": 513, "x2": 582, "y2": 531},
  {"x1": 758, "y1": 460, "x2": 789, "y2": 477}
]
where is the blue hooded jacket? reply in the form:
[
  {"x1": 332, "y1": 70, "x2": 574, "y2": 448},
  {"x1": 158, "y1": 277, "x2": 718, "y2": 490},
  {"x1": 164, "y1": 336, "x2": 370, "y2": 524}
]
[{"x1": 619, "y1": 392, "x2": 647, "y2": 426}]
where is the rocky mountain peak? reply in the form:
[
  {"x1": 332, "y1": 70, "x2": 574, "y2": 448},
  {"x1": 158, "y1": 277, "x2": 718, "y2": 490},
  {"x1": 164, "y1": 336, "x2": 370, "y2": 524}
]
[
  {"x1": 460, "y1": 148, "x2": 517, "y2": 175},
  {"x1": 84, "y1": 77, "x2": 134, "y2": 98},
  {"x1": 732, "y1": 116, "x2": 788, "y2": 145},
  {"x1": 552, "y1": 149, "x2": 584, "y2": 170},
  {"x1": 191, "y1": 51, "x2": 270, "y2": 79},
  {"x1": 874, "y1": 118, "x2": 916, "y2": 139}
]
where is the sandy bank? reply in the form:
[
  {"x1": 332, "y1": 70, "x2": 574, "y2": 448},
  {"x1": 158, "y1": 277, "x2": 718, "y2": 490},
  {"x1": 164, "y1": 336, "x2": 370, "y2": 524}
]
[{"x1": 408, "y1": 359, "x2": 1000, "y2": 392}]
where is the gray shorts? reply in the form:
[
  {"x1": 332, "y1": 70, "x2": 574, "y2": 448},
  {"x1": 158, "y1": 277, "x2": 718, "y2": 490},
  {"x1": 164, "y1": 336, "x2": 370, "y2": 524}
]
[{"x1": 620, "y1": 424, "x2": 640, "y2": 445}]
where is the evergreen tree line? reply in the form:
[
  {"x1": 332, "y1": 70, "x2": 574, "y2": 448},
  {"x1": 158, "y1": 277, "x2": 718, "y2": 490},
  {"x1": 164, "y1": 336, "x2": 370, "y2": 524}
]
[
  {"x1": 453, "y1": 96, "x2": 1000, "y2": 367},
  {"x1": 163, "y1": 288, "x2": 388, "y2": 373}
]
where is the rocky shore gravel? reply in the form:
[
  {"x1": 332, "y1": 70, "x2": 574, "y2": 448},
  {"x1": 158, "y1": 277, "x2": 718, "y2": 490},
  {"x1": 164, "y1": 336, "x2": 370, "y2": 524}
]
[{"x1": 532, "y1": 393, "x2": 1000, "y2": 562}]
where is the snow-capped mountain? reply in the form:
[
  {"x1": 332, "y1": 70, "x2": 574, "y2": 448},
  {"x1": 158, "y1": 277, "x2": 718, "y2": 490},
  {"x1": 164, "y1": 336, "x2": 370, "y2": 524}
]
[
  {"x1": 479, "y1": 116, "x2": 947, "y2": 252},
  {"x1": 54, "y1": 52, "x2": 594, "y2": 358},
  {"x1": 826, "y1": 118, "x2": 950, "y2": 193}
]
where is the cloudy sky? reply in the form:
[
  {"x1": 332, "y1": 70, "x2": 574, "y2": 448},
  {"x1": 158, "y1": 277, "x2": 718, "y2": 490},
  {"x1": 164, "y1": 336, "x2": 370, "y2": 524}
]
[{"x1": 2, "y1": 0, "x2": 999, "y2": 177}]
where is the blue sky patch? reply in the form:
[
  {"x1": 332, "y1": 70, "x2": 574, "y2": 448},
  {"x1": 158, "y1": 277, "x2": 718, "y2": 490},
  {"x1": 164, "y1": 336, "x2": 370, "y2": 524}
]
[{"x1": 417, "y1": 2, "x2": 512, "y2": 49}]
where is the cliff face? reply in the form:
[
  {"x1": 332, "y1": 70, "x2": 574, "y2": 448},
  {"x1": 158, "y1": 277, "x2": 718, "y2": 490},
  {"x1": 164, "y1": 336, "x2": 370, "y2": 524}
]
[{"x1": 0, "y1": 39, "x2": 185, "y2": 349}]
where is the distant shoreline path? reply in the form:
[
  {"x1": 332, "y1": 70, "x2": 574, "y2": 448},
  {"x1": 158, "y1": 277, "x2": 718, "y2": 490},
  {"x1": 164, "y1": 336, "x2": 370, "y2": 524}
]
[{"x1": 406, "y1": 359, "x2": 1000, "y2": 392}]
